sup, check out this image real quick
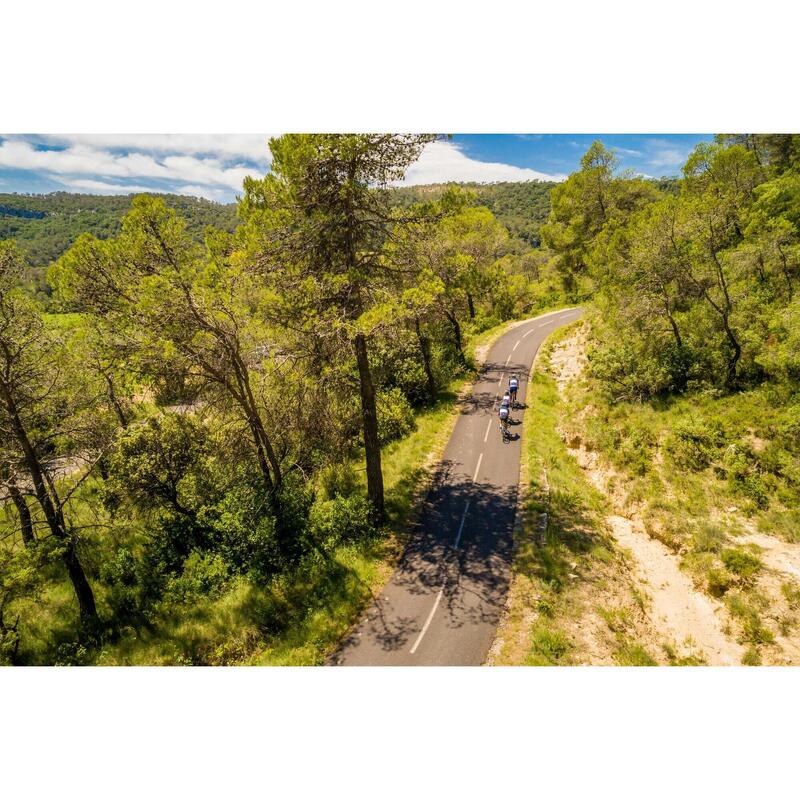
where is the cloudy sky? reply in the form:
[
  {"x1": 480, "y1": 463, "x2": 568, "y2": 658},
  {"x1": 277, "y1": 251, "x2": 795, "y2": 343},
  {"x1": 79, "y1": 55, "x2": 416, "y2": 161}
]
[{"x1": 0, "y1": 134, "x2": 712, "y2": 203}]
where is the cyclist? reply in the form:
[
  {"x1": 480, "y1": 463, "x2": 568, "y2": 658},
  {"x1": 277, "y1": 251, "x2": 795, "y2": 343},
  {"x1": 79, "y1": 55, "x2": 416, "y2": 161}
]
[
  {"x1": 501, "y1": 389, "x2": 511, "y2": 409},
  {"x1": 498, "y1": 403, "x2": 510, "y2": 437},
  {"x1": 508, "y1": 374, "x2": 519, "y2": 406}
]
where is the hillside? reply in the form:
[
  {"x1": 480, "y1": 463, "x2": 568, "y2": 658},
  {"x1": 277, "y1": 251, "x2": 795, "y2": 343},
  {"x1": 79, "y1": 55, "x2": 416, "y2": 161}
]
[
  {"x1": 0, "y1": 184, "x2": 553, "y2": 287},
  {"x1": 0, "y1": 191, "x2": 239, "y2": 270},
  {"x1": 392, "y1": 180, "x2": 554, "y2": 247}
]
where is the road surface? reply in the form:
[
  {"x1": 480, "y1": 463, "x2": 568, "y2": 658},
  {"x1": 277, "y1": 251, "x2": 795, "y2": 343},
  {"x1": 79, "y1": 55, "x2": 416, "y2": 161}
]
[{"x1": 333, "y1": 307, "x2": 583, "y2": 666}]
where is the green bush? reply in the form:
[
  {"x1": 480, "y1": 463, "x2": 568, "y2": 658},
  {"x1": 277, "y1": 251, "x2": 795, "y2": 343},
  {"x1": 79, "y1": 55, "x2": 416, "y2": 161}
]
[
  {"x1": 741, "y1": 646, "x2": 762, "y2": 666},
  {"x1": 472, "y1": 313, "x2": 501, "y2": 333},
  {"x1": 528, "y1": 625, "x2": 570, "y2": 665},
  {"x1": 209, "y1": 486, "x2": 281, "y2": 579},
  {"x1": 665, "y1": 417, "x2": 725, "y2": 471},
  {"x1": 376, "y1": 388, "x2": 416, "y2": 446},
  {"x1": 309, "y1": 495, "x2": 376, "y2": 546},
  {"x1": 707, "y1": 567, "x2": 735, "y2": 597},
  {"x1": 316, "y1": 462, "x2": 360, "y2": 501},
  {"x1": 723, "y1": 446, "x2": 769, "y2": 508},
  {"x1": 774, "y1": 404, "x2": 800, "y2": 454},
  {"x1": 720, "y1": 548, "x2": 762, "y2": 582},
  {"x1": 617, "y1": 426, "x2": 656, "y2": 475},
  {"x1": 163, "y1": 552, "x2": 231, "y2": 604},
  {"x1": 588, "y1": 340, "x2": 675, "y2": 401},
  {"x1": 99, "y1": 547, "x2": 143, "y2": 622}
]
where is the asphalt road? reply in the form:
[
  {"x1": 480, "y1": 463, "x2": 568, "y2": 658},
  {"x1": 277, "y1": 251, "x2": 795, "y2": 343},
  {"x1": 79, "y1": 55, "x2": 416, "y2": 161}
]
[{"x1": 333, "y1": 307, "x2": 583, "y2": 666}]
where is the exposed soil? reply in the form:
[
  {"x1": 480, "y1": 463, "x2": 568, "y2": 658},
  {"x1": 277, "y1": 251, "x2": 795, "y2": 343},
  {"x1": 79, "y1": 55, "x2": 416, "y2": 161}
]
[{"x1": 554, "y1": 327, "x2": 746, "y2": 665}]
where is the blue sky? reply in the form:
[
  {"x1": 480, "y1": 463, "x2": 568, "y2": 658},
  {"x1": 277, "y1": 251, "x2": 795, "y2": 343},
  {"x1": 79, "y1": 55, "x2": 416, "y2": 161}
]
[{"x1": 0, "y1": 134, "x2": 713, "y2": 203}]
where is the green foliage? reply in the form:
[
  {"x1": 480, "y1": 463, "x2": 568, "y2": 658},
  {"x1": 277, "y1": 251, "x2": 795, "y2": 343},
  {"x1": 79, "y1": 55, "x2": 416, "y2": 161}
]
[
  {"x1": 0, "y1": 191, "x2": 237, "y2": 273},
  {"x1": 391, "y1": 180, "x2": 554, "y2": 248},
  {"x1": 107, "y1": 414, "x2": 210, "y2": 517},
  {"x1": 309, "y1": 495, "x2": 376, "y2": 546},
  {"x1": 162, "y1": 552, "x2": 232, "y2": 605},
  {"x1": 665, "y1": 417, "x2": 725, "y2": 471},
  {"x1": 527, "y1": 625, "x2": 570, "y2": 665},
  {"x1": 1, "y1": 135, "x2": 573, "y2": 665},
  {"x1": 707, "y1": 568, "x2": 735, "y2": 598},
  {"x1": 722, "y1": 446, "x2": 769, "y2": 508},
  {"x1": 720, "y1": 548, "x2": 762, "y2": 582},
  {"x1": 376, "y1": 388, "x2": 416, "y2": 445}
]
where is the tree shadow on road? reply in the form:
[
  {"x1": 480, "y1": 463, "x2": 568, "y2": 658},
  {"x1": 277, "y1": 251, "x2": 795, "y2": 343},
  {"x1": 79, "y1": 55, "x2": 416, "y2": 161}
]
[{"x1": 334, "y1": 466, "x2": 520, "y2": 660}]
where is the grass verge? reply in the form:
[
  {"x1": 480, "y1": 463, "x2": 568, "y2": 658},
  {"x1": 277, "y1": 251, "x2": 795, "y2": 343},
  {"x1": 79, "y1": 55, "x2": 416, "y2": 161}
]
[{"x1": 489, "y1": 323, "x2": 660, "y2": 666}]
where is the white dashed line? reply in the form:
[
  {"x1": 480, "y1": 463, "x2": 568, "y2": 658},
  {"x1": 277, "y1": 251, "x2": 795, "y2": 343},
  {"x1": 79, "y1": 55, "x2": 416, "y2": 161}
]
[
  {"x1": 453, "y1": 501, "x2": 470, "y2": 548},
  {"x1": 512, "y1": 340, "x2": 520, "y2": 352},
  {"x1": 472, "y1": 453, "x2": 483, "y2": 484},
  {"x1": 484, "y1": 418, "x2": 492, "y2": 442},
  {"x1": 409, "y1": 589, "x2": 443, "y2": 654}
]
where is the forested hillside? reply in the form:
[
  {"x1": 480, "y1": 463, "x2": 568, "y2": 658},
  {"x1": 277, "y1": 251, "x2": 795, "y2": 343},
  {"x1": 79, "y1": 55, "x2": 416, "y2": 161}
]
[
  {"x1": 0, "y1": 192, "x2": 239, "y2": 276},
  {"x1": 0, "y1": 135, "x2": 566, "y2": 665},
  {"x1": 393, "y1": 180, "x2": 554, "y2": 248}
]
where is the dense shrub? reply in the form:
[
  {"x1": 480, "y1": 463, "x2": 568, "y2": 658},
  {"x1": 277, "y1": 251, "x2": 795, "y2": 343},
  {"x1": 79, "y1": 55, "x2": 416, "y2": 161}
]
[
  {"x1": 309, "y1": 495, "x2": 376, "y2": 546},
  {"x1": 721, "y1": 548, "x2": 763, "y2": 582},
  {"x1": 723, "y1": 445, "x2": 769, "y2": 508},
  {"x1": 707, "y1": 568, "x2": 735, "y2": 597},
  {"x1": 376, "y1": 388, "x2": 416, "y2": 445},
  {"x1": 316, "y1": 462, "x2": 360, "y2": 501},
  {"x1": 162, "y1": 552, "x2": 232, "y2": 605},
  {"x1": 665, "y1": 417, "x2": 725, "y2": 471},
  {"x1": 588, "y1": 341, "x2": 675, "y2": 401}
]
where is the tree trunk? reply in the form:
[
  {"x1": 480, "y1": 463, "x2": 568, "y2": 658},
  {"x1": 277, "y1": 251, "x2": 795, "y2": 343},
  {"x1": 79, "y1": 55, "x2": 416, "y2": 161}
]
[
  {"x1": 0, "y1": 380, "x2": 97, "y2": 623},
  {"x1": 414, "y1": 318, "x2": 437, "y2": 403},
  {"x1": 354, "y1": 332, "x2": 384, "y2": 523},
  {"x1": 777, "y1": 243, "x2": 794, "y2": 300},
  {"x1": 722, "y1": 313, "x2": 742, "y2": 389},
  {"x1": 102, "y1": 371, "x2": 129, "y2": 428},
  {"x1": 62, "y1": 541, "x2": 98, "y2": 623},
  {"x1": 7, "y1": 480, "x2": 34, "y2": 547},
  {"x1": 466, "y1": 293, "x2": 476, "y2": 319},
  {"x1": 445, "y1": 311, "x2": 466, "y2": 366}
]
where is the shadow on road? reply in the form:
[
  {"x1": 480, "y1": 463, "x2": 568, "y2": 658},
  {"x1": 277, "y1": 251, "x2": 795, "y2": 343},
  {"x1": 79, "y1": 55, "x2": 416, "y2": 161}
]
[{"x1": 335, "y1": 464, "x2": 519, "y2": 658}]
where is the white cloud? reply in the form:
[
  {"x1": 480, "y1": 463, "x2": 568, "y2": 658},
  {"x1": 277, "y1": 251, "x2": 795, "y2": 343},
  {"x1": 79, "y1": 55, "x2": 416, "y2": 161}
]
[
  {"x1": 0, "y1": 139, "x2": 265, "y2": 198},
  {"x1": 33, "y1": 134, "x2": 273, "y2": 164},
  {"x1": 61, "y1": 179, "x2": 164, "y2": 195},
  {"x1": 401, "y1": 140, "x2": 565, "y2": 185},
  {"x1": 644, "y1": 138, "x2": 693, "y2": 169}
]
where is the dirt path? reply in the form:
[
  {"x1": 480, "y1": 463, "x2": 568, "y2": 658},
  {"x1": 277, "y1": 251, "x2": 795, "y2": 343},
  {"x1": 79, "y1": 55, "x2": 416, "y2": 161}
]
[{"x1": 552, "y1": 329, "x2": 746, "y2": 666}]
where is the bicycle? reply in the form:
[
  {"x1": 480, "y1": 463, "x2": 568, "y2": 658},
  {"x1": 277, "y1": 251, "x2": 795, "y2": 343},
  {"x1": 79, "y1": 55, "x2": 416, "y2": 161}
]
[{"x1": 500, "y1": 420, "x2": 511, "y2": 443}]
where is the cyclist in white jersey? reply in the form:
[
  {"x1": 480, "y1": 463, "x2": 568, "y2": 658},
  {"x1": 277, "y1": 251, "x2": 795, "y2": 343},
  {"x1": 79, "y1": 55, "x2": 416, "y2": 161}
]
[
  {"x1": 508, "y1": 375, "x2": 519, "y2": 406},
  {"x1": 498, "y1": 403, "x2": 510, "y2": 436}
]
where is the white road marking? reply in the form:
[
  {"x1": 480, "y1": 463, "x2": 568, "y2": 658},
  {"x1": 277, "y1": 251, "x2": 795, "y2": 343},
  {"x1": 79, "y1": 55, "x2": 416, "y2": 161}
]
[
  {"x1": 497, "y1": 372, "x2": 504, "y2": 387},
  {"x1": 512, "y1": 340, "x2": 520, "y2": 352},
  {"x1": 409, "y1": 588, "x2": 443, "y2": 654},
  {"x1": 521, "y1": 326, "x2": 538, "y2": 339},
  {"x1": 453, "y1": 501, "x2": 470, "y2": 548},
  {"x1": 472, "y1": 453, "x2": 483, "y2": 483},
  {"x1": 505, "y1": 354, "x2": 512, "y2": 365},
  {"x1": 483, "y1": 418, "x2": 492, "y2": 442}
]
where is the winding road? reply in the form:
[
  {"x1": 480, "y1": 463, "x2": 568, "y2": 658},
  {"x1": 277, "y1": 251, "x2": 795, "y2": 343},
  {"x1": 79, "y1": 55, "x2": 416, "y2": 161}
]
[{"x1": 334, "y1": 307, "x2": 583, "y2": 666}]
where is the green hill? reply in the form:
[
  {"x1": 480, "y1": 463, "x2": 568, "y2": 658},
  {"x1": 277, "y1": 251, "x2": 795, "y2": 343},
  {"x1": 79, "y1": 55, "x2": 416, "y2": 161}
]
[
  {"x1": 0, "y1": 191, "x2": 239, "y2": 270},
  {"x1": 391, "y1": 180, "x2": 555, "y2": 247}
]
